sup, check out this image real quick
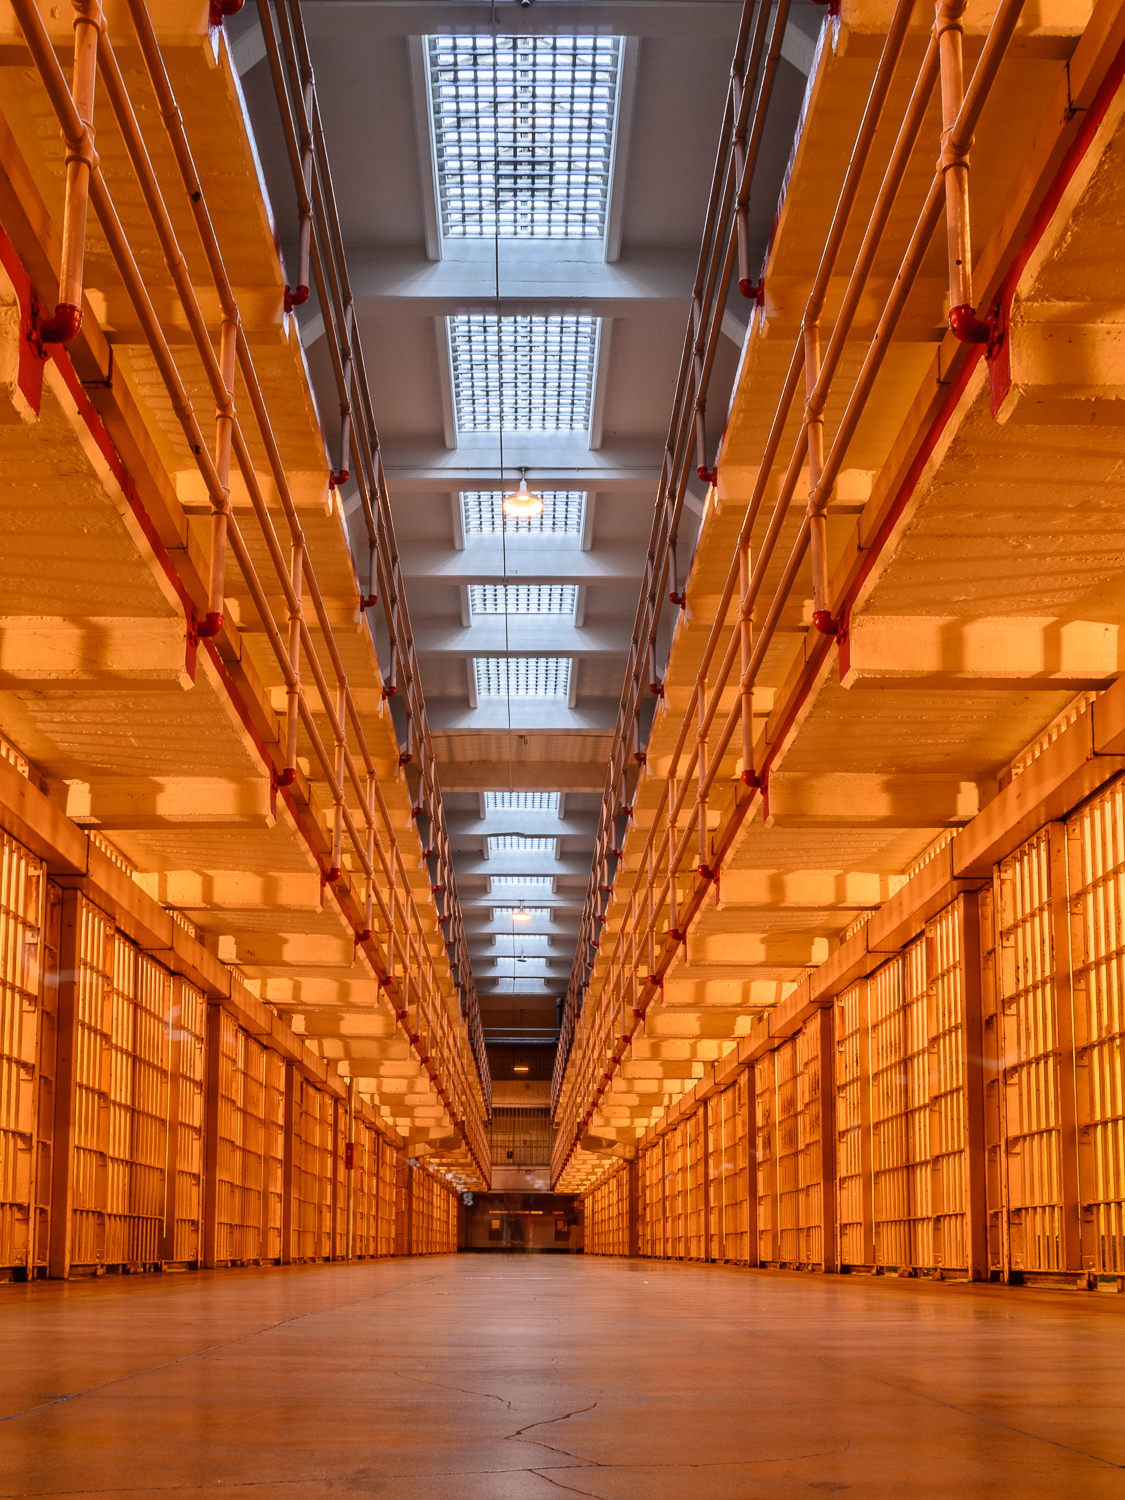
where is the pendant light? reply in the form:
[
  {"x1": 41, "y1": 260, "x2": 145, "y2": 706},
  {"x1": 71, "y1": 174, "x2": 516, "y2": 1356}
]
[
  {"x1": 502, "y1": 467, "x2": 544, "y2": 520},
  {"x1": 512, "y1": 906, "x2": 532, "y2": 923}
]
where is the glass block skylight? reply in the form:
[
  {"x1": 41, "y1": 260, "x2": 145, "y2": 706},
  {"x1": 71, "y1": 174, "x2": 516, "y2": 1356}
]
[
  {"x1": 461, "y1": 491, "x2": 586, "y2": 538},
  {"x1": 484, "y1": 792, "x2": 561, "y2": 814},
  {"x1": 469, "y1": 585, "x2": 578, "y2": 618},
  {"x1": 487, "y1": 835, "x2": 557, "y2": 856},
  {"x1": 426, "y1": 35, "x2": 623, "y2": 239},
  {"x1": 492, "y1": 934, "x2": 552, "y2": 953},
  {"x1": 449, "y1": 314, "x2": 598, "y2": 432},
  {"x1": 492, "y1": 906, "x2": 551, "y2": 921},
  {"x1": 474, "y1": 656, "x2": 571, "y2": 699},
  {"x1": 490, "y1": 875, "x2": 554, "y2": 892}
]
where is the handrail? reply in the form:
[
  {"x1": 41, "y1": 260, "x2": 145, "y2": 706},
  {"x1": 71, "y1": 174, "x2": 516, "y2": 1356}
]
[
  {"x1": 551, "y1": 0, "x2": 1029, "y2": 1178},
  {"x1": 257, "y1": 0, "x2": 490, "y2": 1112},
  {"x1": 8, "y1": 0, "x2": 489, "y2": 1178},
  {"x1": 551, "y1": 0, "x2": 795, "y2": 1103}
]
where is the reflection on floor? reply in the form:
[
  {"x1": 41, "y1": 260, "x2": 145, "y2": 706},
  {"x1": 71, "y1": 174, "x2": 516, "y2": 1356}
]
[{"x1": 3, "y1": 1256, "x2": 1123, "y2": 1498}]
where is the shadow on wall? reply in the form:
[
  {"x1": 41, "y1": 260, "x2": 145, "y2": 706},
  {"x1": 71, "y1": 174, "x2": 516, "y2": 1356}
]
[{"x1": 461, "y1": 1193, "x2": 582, "y2": 1252}]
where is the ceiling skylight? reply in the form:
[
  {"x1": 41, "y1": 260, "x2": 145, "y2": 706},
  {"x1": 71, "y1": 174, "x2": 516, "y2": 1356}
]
[
  {"x1": 469, "y1": 585, "x2": 578, "y2": 618},
  {"x1": 487, "y1": 835, "x2": 557, "y2": 856},
  {"x1": 490, "y1": 875, "x2": 554, "y2": 892},
  {"x1": 492, "y1": 906, "x2": 551, "y2": 922},
  {"x1": 492, "y1": 934, "x2": 552, "y2": 953},
  {"x1": 461, "y1": 491, "x2": 586, "y2": 538},
  {"x1": 426, "y1": 35, "x2": 623, "y2": 239},
  {"x1": 449, "y1": 314, "x2": 598, "y2": 432},
  {"x1": 474, "y1": 656, "x2": 571, "y2": 699},
  {"x1": 485, "y1": 792, "x2": 561, "y2": 814}
]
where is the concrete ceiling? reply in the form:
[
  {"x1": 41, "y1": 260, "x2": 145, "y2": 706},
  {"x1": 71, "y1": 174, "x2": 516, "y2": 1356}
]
[{"x1": 230, "y1": 0, "x2": 820, "y2": 1036}]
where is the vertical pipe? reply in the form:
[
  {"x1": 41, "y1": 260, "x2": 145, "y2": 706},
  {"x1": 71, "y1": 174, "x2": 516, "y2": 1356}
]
[
  {"x1": 37, "y1": 0, "x2": 102, "y2": 343},
  {"x1": 938, "y1": 0, "x2": 990, "y2": 344}
]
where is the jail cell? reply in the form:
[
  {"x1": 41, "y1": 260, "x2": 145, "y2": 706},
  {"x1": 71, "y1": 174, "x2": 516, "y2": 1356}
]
[
  {"x1": 410, "y1": 1166, "x2": 457, "y2": 1253},
  {"x1": 685, "y1": 1104, "x2": 706, "y2": 1259},
  {"x1": 376, "y1": 1134, "x2": 397, "y2": 1256},
  {"x1": 216, "y1": 1012, "x2": 267, "y2": 1263},
  {"x1": 294, "y1": 1078, "x2": 335, "y2": 1261},
  {"x1": 755, "y1": 1050, "x2": 776, "y2": 1263},
  {"x1": 795, "y1": 1015, "x2": 829, "y2": 1267},
  {"x1": 0, "y1": 830, "x2": 45, "y2": 1272},
  {"x1": 996, "y1": 828, "x2": 1069, "y2": 1275},
  {"x1": 836, "y1": 980, "x2": 871, "y2": 1268},
  {"x1": 775, "y1": 1036, "x2": 801, "y2": 1263},
  {"x1": 639, "y1": 1138, "x2": 665, "y2": 1258},
  {"x1": 70, "y1": 900, "x2": 172, "y2": 1269},
  {"x1": 331, "y1": 1102, "x2": 347, "y2": 1259},
  {"x1": 353, "y1": 1123, "x2": 376, "y2": 1257},
  {"x1": 1066, "y1": 783, "x2": 1125, "y2": 1277},
  {"x1": 929, "y1": 902, "x2": 969, "y2": 1272},
  {"x1": 104, "y1": 946, "x2": 170, "y2": 1267},
  {"x1": 70, "y1": 899, "x2": 114, "y2": 1269},
  {"x1": 262, "y1": 1049, "x2": 285, "y2": 1261},
  {"x1": 708, "y1": 1076, "x2": 751, "y2": 1264},
  {"x1": 870, "y1": 939, "x2": 932, "y2": 1269},
  {"x1": 168, "y1": 979, "x2": 205, "y2": 1263},
  {"x1": 666, "y1": 1119, "x2": 688, "y2": 1258}
]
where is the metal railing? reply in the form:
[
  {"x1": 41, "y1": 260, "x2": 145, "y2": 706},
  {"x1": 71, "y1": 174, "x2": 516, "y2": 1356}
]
[
  {"x1": 9, "y1": 0, "x2": 489, "y2": 1174},
  {"x1": 552, "y1": 0, "x2": 1030, "y2": 1178},
  {"x1": 258, "y1": 0, "x2": 491, "y2": 1116}
]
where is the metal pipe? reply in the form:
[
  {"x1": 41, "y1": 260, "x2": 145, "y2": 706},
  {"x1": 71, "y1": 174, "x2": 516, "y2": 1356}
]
[{"x1": 35, "y1": 0, "x2": 102, "y2": 344}]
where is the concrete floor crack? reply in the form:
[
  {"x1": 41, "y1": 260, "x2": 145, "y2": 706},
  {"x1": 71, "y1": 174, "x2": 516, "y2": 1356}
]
[
  {"x1": 394, "y1": 1370, "x2": 512, "y2": 1408},
  {"x1": 504, "y1": 1401, "x2": 600, "y2": 1463}
]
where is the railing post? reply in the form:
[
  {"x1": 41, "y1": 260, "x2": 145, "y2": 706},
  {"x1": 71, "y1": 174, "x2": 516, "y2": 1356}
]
[
  {"x1": 328, "y1": 677, "x2": 347, "y2": 880},
  {"x1": 738, "y1": 543, "x2": 755, "y2": 783},
  {"x1": 280, "y1": 538, "x2": 304, "y2": 784},
  {"x1": 696, "y1": 680, "x2": 710, "y2": 878}
]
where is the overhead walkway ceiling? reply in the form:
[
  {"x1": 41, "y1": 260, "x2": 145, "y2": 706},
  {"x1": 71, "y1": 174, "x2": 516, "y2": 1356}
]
[{"x1": 230, "y1": 0, "x2": 820, "y2": 1039}]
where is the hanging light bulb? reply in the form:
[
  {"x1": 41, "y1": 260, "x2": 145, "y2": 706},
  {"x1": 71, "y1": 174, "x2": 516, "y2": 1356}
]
[
  {"x1": 512, "y1": 906, "x2": 532, "y2": 922},
  {"x1": 502, "y1": 473, "x2": 544, "y2": 520}
]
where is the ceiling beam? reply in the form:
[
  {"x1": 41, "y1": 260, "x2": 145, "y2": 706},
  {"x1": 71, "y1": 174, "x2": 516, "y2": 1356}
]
[{"x1": 302, "y1": 3, "x2": 745, "y2": 42}]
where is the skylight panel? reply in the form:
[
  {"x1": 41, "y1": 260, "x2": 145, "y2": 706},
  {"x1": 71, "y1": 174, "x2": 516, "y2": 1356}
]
[
  {"x1": 449, "y1": 314, "x2": 598, "y2": 432},
  {"x1": 461, "y1": 491, "x2": 586, "y2": 538},
  {"x1": 474, "y1": 656, "x2": 571, "y2": 699},
  {"x1": 490, "y1": 875, "x2": 553, "y2": 892},
  {"x1": 492, "y1": 906, "x2": 551, "y2": 921},
  {"x1": 484, "y1": 792, "x2": 561, "y2": 814},
  {"x1": 487, "y1": 835, "x2": 557, "y2": 856},
  {"x1": 469, "y1": 585, "x2": 578, "y2": 618},
  {"x1": 426, "y1": 35, "x2": 623, "y2": 239},
  {"x1": 492, "y1": 934, "x2": 552, "y2": 953}
]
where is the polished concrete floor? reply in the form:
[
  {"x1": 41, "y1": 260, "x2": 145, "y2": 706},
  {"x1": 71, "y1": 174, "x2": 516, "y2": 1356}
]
[{"x1": 1, "y1": 1255, "x2": 1123, "y2": 1498}]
